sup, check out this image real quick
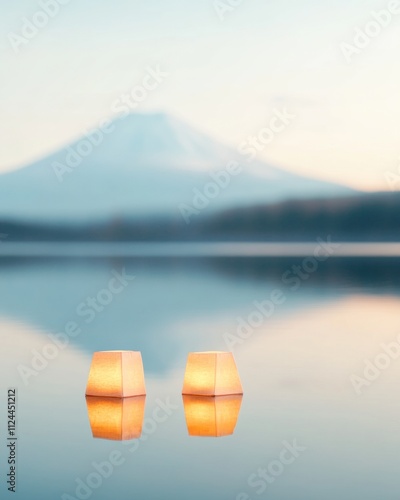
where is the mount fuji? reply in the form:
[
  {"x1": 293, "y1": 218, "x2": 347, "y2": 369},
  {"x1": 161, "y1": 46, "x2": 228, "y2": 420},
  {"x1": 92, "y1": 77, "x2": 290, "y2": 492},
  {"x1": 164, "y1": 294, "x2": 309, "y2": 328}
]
[{"x1": 0, "y1": 113, "x2": 356, "y2": 223}]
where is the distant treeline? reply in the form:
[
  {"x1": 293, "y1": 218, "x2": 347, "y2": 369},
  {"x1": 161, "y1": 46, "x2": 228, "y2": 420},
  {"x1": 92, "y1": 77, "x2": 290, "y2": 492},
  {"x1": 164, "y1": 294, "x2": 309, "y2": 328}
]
[
  {"x1": 1, "y1": 192, "x2": 400, "y2": 242},
  {"x1": 203, "y1": 191, "x2": 400, "y2": 241}
]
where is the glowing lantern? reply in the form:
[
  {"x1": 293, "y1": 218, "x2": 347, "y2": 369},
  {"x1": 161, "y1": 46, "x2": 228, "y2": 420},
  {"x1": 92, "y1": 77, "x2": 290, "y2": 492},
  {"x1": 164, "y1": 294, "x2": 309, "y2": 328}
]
[
  {"x1": 86, "y1": 396, "x2": 146, "y2": 440},
  {"x1": 182, "y1": 394, "x2": 243, "y2": 437},
  {"x1": 182, "y1": 351, "x2": 243, "y2": 396},
  {"x1": 85, "y1": 351, "x2": 146, "y2": 398}
]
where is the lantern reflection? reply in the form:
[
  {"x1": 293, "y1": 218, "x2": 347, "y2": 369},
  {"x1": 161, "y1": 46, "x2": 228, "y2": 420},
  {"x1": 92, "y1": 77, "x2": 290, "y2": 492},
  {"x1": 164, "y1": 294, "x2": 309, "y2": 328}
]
[
  {"x1": 85, "y1": 395, "x2": 146, "y2": 440},
  {"x1": 182, "y1": 394, "x2": 243, "y2": 437}
]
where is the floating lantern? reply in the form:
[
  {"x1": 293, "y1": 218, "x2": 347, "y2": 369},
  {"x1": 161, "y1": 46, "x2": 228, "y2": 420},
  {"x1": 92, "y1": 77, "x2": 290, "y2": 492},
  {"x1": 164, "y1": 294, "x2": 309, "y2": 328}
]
[
  {"x1": 182, "y1": 351, "x2": 243, "y2": 396},
  {"x1": 85, "y1": 351, "x2": 146, "y2": 398}
]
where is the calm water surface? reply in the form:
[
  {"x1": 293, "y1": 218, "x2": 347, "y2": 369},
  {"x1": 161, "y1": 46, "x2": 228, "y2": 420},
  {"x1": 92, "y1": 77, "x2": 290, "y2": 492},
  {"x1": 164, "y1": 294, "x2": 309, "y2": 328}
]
[{"x1": 1, "y1": 253, "x2": 400, "y2": 500}]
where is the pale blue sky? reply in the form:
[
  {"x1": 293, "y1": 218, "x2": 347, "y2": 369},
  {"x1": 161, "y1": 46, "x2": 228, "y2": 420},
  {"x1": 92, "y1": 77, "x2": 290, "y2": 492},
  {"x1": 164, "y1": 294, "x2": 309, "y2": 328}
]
[{"x1": 1, "y1": 0, "x2": 399, "y2": 190}]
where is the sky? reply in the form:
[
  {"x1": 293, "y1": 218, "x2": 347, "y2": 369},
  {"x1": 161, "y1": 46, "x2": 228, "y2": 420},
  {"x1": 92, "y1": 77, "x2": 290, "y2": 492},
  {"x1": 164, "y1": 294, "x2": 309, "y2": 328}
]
[{"x1": 0, "y1": 0, "x2": 399, "y2": 191}]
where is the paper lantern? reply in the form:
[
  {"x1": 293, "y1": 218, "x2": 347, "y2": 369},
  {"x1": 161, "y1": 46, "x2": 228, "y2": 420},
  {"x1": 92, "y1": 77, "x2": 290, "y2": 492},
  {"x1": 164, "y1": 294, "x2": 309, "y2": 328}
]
[
  {"x1": 85, "y1": 351, "x2": 146, "y2": 397},
  {"x1": 86, "y1": 396, "x2": 146, "y2": 440},
  {"x1": 182, "y1": 351, "x2": 243, "y2": 396},
  {"x1": 182, "y1": 395, "x2": 243, "y2": 437}
]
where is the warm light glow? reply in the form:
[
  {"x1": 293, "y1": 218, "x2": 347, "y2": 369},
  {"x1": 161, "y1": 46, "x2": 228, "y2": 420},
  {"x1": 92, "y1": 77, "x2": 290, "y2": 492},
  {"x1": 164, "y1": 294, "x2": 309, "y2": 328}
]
[
  {"x1": 85, "y1": 396, "x2": 146, "y2": 440},
  {"x1": 182, "y1": 395, "x2": 243, "y2": 437},
  {"x1": 85, "y1": 351, "x2": 146, "y2": 397},
  {"x1": 182, "y1": 351, "x2": 243, "y2": 396}
]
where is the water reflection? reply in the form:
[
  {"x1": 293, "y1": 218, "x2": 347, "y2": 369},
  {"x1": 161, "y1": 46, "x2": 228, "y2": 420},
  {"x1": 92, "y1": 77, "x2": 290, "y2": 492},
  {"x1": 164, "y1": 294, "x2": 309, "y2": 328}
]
[
  {"x1": 182, "y1": 395, "x2": 243, "y2": 437},
  {"x1": 85, "y1": 395, "x2": 146, "y2": 440},
  {"x1": 2, "y1": 256, "x2": 400, "y2": 499}
]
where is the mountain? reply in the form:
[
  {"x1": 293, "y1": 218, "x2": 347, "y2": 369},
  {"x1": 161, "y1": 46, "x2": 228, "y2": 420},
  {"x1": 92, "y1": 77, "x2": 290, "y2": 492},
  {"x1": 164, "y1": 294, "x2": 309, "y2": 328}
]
[{"x1": 0, "y1": 113, "x2": 356, "y2": 222}]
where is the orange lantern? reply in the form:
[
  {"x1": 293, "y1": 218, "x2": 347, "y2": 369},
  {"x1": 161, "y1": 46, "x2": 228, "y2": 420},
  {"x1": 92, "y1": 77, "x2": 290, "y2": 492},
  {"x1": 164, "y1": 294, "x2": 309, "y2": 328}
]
[
  {"x1": 85, "y1": 351, "x2": 146, "y2": 398},
  {"x1": 182, "y1": 351, "x2": 243, "y2": 396}
]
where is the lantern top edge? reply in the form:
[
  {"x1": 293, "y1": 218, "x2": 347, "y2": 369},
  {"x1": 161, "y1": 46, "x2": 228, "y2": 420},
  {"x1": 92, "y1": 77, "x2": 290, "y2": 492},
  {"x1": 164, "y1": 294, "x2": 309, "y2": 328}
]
[{"x1": 187, "y1": 351, "x2": 232, "y2": 355}]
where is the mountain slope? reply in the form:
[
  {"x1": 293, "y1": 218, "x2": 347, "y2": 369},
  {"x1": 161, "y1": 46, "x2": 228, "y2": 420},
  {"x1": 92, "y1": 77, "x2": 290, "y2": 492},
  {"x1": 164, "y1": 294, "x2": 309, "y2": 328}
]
[{"x1": 0, "y1": 113, "x2": 356, "y2": 222}]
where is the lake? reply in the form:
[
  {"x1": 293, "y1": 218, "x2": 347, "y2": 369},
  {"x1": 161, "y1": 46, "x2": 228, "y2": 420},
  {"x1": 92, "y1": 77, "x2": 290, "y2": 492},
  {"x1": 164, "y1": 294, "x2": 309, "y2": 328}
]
[{"x1": 1, "y1": 247, "x2": 400, "y2": 499}]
